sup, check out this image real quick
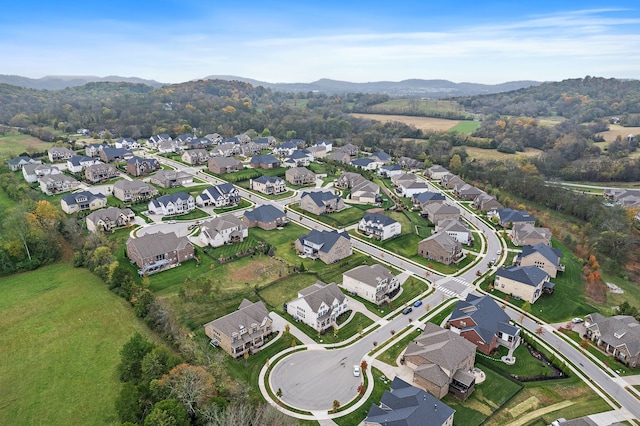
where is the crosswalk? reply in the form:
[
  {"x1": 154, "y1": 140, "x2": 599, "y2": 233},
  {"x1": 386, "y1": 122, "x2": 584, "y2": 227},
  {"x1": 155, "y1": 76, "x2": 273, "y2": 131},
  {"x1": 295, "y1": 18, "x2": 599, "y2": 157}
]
[{"x1": 435, "y1": 276, "x2": 473, "y2": 298}]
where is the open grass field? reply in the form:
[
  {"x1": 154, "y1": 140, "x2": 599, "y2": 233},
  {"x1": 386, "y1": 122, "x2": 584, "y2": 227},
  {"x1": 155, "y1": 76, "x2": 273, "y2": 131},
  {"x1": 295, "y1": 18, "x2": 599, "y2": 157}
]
[
  {"x1": 598, "y1": 124, "x2": 640, "y2": 143},
  {"x1": 465, "y1": 146, "x2": 544, "y2": 161},
  {"x1": 449, "y1": 120, "x2": 482, "y2": 134},
  {"x1": 0, "y1": 263, "x2": 162, "y2": 425},
  {"x1": 355, "y1": 98, "x2": 469, "y2": 117},
  {"x1": 350, "y1": 113, "x2": 461, "y2": 132},
  {"x1": 0, "y1": 131, "x2": 52, "y2": 157}
]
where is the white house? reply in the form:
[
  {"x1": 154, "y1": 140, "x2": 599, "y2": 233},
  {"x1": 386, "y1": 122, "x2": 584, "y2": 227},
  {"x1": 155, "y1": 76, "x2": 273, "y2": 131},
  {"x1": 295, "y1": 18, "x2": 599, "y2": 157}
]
[
  {"x1": 199, "y1": 214, "x2": 248, "y2": 247},
  {"x1": 342, "y1": 264, "x2": 399, "y2": 305},
  {"x1": 148, "y1": 192, "x2": 195, "y2": 216},
  {"x1": 398, "y1": 180, "x2": 431, "y2": 197},
  {"x1": 358, "y1": 213, "x2": 401, "y2": 241},
  {"x1": 195, "y1": 183, "x2": 240, "y2": 208},
  {"x1": 286, "y1": 282, "x2": 348, "y2": 332},
  {"x1": 66, "y1": 156, "x2": 101, "y2": 173},
  {"x1": 22, "y1": 163, "x2": 61, "y2": 183}
]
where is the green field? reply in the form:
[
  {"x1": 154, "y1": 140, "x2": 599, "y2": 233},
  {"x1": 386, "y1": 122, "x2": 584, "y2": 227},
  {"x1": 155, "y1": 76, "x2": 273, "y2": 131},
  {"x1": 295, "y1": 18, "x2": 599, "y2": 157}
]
[
  {"x1": 362, "y1": 99, "x2": 469, "y2": 117},
  {"x1": 449, "y1": 120, "x2": 482, "y2": 134},
  {"x1": 0, "y1": 263, "x2": 162, "y2": 425},
  {"x1": 0, "y1": 131, "x2": 52, "y2": 157}
]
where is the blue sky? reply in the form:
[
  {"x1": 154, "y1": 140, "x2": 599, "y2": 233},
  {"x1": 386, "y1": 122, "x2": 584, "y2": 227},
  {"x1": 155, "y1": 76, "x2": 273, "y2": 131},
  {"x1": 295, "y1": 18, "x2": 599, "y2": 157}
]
[{"x1": 1, "y1": 1, "x2": 639, "y2": 84}]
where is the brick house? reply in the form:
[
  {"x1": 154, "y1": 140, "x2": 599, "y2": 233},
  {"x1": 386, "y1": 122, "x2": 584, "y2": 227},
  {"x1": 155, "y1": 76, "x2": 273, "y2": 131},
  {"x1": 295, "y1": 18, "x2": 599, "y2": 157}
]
[
  {"x1": 295, "y1": 229, "x2": 352, "y2": 264},
  {"x1": 182, "y1": 149, "x2": 210, "y2": 165},
  {"x1": 208, "y1": 157, "x2": 243, "y2": 174},
  {"x1": 125, "y1": 157, "x2": 160, "y2": 177},
  {"x1": 299, "y1": 191, "x2": 344, "y2": 215},
  {"x1": 417, "y1": 232, "x2": 463, "y2": 265},
  {"x1": 84, "y1": 163, "x2": 118, "y2": 183},
  {"x1": 149, "y1": 169, "x2": 193, "y2": 188},
  {"x1": 243, "y1": 205, "x2": 288, "y2": 230},
  {"x1": 285, "y1": 166, "x2": 316, "y2": 186},
  {"x1": 112, "y1": 179, "x2": 159, "y2": 202},
  {"x1": 126, "y1": 231, "x2": 194, "y2": 274}
]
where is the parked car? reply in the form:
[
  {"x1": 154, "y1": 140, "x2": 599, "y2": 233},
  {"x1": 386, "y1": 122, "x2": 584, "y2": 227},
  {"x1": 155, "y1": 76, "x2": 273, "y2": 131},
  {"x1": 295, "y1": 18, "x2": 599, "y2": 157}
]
[
  {"x1": 496, "y1": 249, "x2": 501, "y2": 255},
  {"x1": 167, "y1": 220, "x2": 176, "y2": 224},
  {"x1": 402, "y1": 307, "x2": 413, "y2": 315},
  {"x1": 353, "y1": 365, "x2": 360, "y2": 377},
  {"x1": 413, "y1": 300, "x2": 423, "y2": 308},
  {"x1": 571, "y1": 318, "x2": 584, "y2": 324}
]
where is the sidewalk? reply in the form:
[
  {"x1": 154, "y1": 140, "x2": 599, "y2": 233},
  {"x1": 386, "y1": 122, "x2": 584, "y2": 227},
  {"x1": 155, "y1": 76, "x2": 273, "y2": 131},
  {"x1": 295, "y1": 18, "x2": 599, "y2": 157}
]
[{"x1": 269, "y1": 312, "x2": 317, "y2": 346}]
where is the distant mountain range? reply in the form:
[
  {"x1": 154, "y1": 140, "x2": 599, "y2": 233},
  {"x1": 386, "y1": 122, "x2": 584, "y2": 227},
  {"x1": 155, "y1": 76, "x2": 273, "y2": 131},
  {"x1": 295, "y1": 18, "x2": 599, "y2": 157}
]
[{"x1": 0, "y1": 73, "x2": 542, "y2": 97}]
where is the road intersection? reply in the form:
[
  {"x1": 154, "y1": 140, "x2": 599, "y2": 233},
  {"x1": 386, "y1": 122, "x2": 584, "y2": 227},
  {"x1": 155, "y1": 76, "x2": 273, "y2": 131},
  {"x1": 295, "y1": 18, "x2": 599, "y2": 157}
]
[{"x1": 145, "y1": 154, "x2": 640, "y2": 423}]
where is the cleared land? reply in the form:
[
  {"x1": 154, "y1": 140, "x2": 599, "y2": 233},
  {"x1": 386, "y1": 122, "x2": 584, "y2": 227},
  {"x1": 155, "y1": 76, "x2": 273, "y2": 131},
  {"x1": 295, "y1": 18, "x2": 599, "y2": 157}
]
[
  {"x1": 0, "y1": 131, "x2": 52, "y2": 157},
  {"x1": 465, "y1": 146, "x2": 543, "y2": 161},
  {"x1": 0, "y1": 263, "x2": 161, "y2": 425},
  {"x1": 598, "y1": 124, "x2": 640, "y2": 142},
  {"x1": 350, "y1": 113, "x2": 461, "y2": 132}
]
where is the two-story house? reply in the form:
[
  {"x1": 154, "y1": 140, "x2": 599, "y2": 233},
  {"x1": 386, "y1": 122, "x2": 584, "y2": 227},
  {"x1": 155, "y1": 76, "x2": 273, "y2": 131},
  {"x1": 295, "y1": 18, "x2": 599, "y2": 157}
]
[
  {"x1": 418, "y1": 232, "x2": 463, "y2": 265},
  {"x1": 207, "y1": 157, "x2": 243, "y2": 174},
  {"x1": 148, "y1": 192, "x2": 196, "y2": 216},
  {"x1": 182, "y1": 149, "x2": 209, "y2": 165},
  {"x1": 22, "y1": 163, "x2": 61, "y2": 183},
  {"x1": 342, "y1": 264, "x2": 399, "y2": 305},
  {"x1": 584, "y1": 313, "x2": 640, "y2": 367},
  {"x1": 422, "y1": 203, "x2": 460, "y2": 224},
  {"x1": 195, "y1": 183, "x2": 240, "y2": 208},
  {"x1": 299, "y1": 190, "x2": 344, "y2": 215},
  {"x1": 494, "y1": 265, "x2": 553, "y2": 303},
  {"x1": 434, "y1": 218, "x2": 471, "y2": 245},
  {"x1": 295, "y1": 229, "x2": 352, "y2": 264},
  {"x1": 48, "y1": 147, "x2": 75, "y2": 163},
  {"x1": 60, "y1": 190, "x2": 107, "y2": 214},
  {"x1": 494, "y1": 208, "x2": 536, "y2": 228},
  {"x1": 39, "y1": 174, "x2": 79, "y2": 195},
  {"x1": 286, "y1": 282, "x2": 348, "y2": 332},
  {"x1": 285, "y1": 166, "x2": 316, "y2": 186},
  {"x1": 357, "y1": 213, "x2": 401, "y2": 241},
  {"x1": 427, "y1": 165, "x2": 450, "y2": 181},
  {"x1": 7, "y1": 155, "x2": 41, "y2": 171},
  {"x1": 126, "y1": 231, "x2": 194, "y2": 275},
  {"x1": 249, "y1": 154, "x2": 280, "y2": 169},
  {"x1": 448, "y1": 294, "x2": 521, "y2": 355},
  {"x1": 85, "y1": 206, "x2": 135, "y2": 233},
  {"x1": 100, "y1": 147, "x2": 133, "y2": 163},
  {"x1": 515, "y1": 243, "x2": 564, "y2": 278},
  {"x1": 510, "y1": 223, "x2": 552, "y2": 246},
  {"x1": 149, "y1": 169, "x2": 193, "y2": 188},
  {"x1": 66, "y1": 155, "x2": 101, "y2": 173},
  {"x1": 243, "y1": 205, "x2": 288, "y2": 230},
  {"x1": 112, "y1": 179, "x2": 159, "y2": 202},
  {"x1": 283, "y1": 149, "x2": 314, "y2": 167},
  {"x1": 84, "y1": 163, "x2": 118, "y2": 183},
  {"x1": 125, "y1": 157, "x2": 160, "y2": 177},
  {"x1": 204, "y1": 299, "x2": 273, "y2": 359},
  {"x1": 250, "y1": 175, "x2": 287, "y2": 195},
  {"x1": 199, "y1": 214, "x2": 247, "y2": 247}
]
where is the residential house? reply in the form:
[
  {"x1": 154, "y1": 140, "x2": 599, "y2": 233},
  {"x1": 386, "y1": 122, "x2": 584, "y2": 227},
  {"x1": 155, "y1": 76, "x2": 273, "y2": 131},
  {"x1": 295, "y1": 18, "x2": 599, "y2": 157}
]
[
  {"x1": 112, "y1": 179, "x2": 159, "y2": 202},
  {"x1": 185, "y1": 138, "x2": 212, "y2": 150},
  {"x1": 114, "y1": 137, "x2": 139, "y2": 150},
  {"x1": 403, "y1": 323, "x2": 477, "y2": 401},
  {"x1": 204, "y1": 133, "x2": 223, "y2": 144},
  {"x1": 326, "y1": 150, "x2": 351, "y2": 164},
  {"x1": 48, "y1": 146, "x2": 75, "y2": 163},
  {"x1": 351, "y1": 157, "x2": 378, "y2": 170},
  {"x1": 283, "y1": 149, "x2": 314, "y2": 167},
  {"x1": 66, "y1": 155, "x2": 100, "y2": 173},
  {"x1": 210, "y1": 142, "x2": 241, "y2": 157},
  {"x1": 39, "y1": 174, "x2": 79, "y2": 195},
  {"x1": 203, "y1": 299, "x2": 273, "y2": 359},
  {"x1": 195, "y1": 183, "x2": 240, "y2": 208},
  {"x1": 125, "y1": 156, "x2": 160, "y2": 177},
  {"x1": 149, "y1": 169, "x2": 193, "y2": 188},
  {"x1": 285, "y1": 166, "x2": 316, "y2": 186},
  {"x1": 334, "y1": 172, "x2": 366, "y2": 189},
  {"x1": 243, "y1": 205, "x2": 288, "y2": 230},
  {"x1": 494, "y1": 208, "x2": 536, "y2": 228},
  {"x1": 199, "y1": 214, "x2": 248, "y2": 247},
  {"x1": 84, "y1": 163, "x2": 118, "y2": 183},
  {"x1": 472, "y1": 192, "x2": 504, "y2": 213},
  {"x1": 207, "y1": 156, "x2": 243, "y2": 174},
  {"x1": 515, "y1": 243, "x2": 564, "y2": 278},
  {"x1": 391, "y1": 172, "x2": 417, "y2": 187},
  {"x1": 453, "y1": 183, "x2": 483, "y2": 201},
  {"x1": 307, "y1": 144, "x2": 327, "y2": 159},
  {"x1": 357, "y1": 213, "x2": 401, "y2": 241},
  {"x1": 126, "y1": 231, "x2": 194, "y2": 274},
  {"x1": 584, "y1": 313, "x2": 640, "y2": 367},
  {"x1": 273, "y1": 140, "x2": 300, "y2": 156},
  {"x1": 427, "y1": 165, "x2": 450, "y2": 181},
  {"x1": 249, "y1": 154, "x2": 280, "y2": 169},
  {"x1": 148, "y1": 192, "x2": 196, "y2": 216},
  {"x1": 286, "y1": 282, "x2": 348, "y2": 332},
  {"x1": 370, "y1": 151, "x2": 392, "y2": 165},
  {"x1": 7, "y1": 155, "x2": 41, "y2": 171},
  {"x1": 239, "y1": 142, "x2": 262, "y2": 157},
  {"x1": 182, "y1": 149, "x2": 210, "y2": 165},
  {"x1": 334, "y1": 172, "x2": 380, "y2": 203},
  {"x1": 364, "y1": 377, "x2": 455, "y2": 426},
  {"x1": 299, "y1": 190, "x2": 344, "y2": 215},
  {"x1": 295, "y1": 229, "x2": 352, "y2": 264},
  {"x1": 336, "y1": 143, "x2": 358, "y2": 156},
  {"x1": 253, "y1": 136, "x2": 276, "y2": 147},
  {"x1": 448, "y1": 294, "x2": 521, "y2": 355},
  {"x1": 147, "y1": 134, "x2": 172, "y2": 147},
  {"x1": 100, "y1": 147, "x2": 133, "y2": 163},
  {"x1": 157, "y1": 140, "x2": 180, "y2": 154},
  {"x1": 342, "y1": 264, "x2": 399, "y2": 305},
  {"x1": 86, "y1": 207, "x2": 135, "y2": 233},
  {"x1": 22, "y1": 163, "x2": 61, "y2": 183},
  {"x1": 174, "y1": 133, "x2": 194, "y2": 145},
  {"x1": 398, "y1": 157, "x2": 424, "y2": 170},
  {"x1": 418, "y1": 232, "x2": 462, "y2": 265},
  {"x1": 313, "y1": 140, "x2": 332, "y2": 152},
  {"x1": 412, "y1": 191, "x2": 445, "y2": 210},
  {"x1": 441, "y1": 174, "x2": 465, "y2": 189},
  {"x1": 510, "y1": 223, "x2": 552, "y2": 246},
  {"x1": 604, "y1": 188, "x2": 640, "y2": 208},
  {"x1": 398, "y1": 180, "x2": 432, "y2": 197},
  {"x1": 378, "y1": 164, "x2": 403, "y2": 177},
  {"x1": 435, "y1": 218, "x2": 471, "y2": 245},
  {"x1": 60, "y1": 190, "x2": 107, "y2": 214},
  {"x1": 85, "y1": 142, "x2": 110, "y2": 157},
  {"x1": 250, "y1": 175, "x2": 286, "y2": 195},
  {"x1": 494, "y1": 265, "x2": 553, "y2": 304},
  {"x1": 422, "y1": 203, "x2": 460, "y2": 224}
]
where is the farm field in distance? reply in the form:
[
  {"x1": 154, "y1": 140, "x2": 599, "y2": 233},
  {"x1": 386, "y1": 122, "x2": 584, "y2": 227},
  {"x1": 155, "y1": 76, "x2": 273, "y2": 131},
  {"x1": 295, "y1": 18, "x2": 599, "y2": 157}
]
[
  {"x1": 0, "y1": 131, "x2": 52, "y2": 157},
  {"x1": 350, "y1": 113, "x2": 463, "y2": 132}
]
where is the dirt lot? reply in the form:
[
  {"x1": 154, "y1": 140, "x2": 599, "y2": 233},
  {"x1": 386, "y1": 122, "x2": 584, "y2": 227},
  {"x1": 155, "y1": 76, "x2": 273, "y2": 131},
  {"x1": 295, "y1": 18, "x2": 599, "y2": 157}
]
[{"x1": 350, "y1": 113, "x2": 460, "y2": 132}]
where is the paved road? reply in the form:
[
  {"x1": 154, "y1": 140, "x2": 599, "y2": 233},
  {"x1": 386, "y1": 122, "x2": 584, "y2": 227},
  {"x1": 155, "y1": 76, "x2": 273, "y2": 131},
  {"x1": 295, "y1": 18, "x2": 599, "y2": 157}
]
[{"x1": 149, "y1": 154, "x2": 640, "y2": 420}]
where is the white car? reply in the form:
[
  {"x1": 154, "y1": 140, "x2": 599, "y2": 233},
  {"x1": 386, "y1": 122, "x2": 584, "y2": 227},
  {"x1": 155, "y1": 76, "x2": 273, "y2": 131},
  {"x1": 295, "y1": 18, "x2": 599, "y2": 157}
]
[
  {"x1": 496, "y1": 249, "x2": 501, "y2": 255},
  {"x1": 353, "y1": 365, "x2": 360, "y2": 377},
  {"x1": 571, "y1": 318, "x2": 584, "y2": 324},
  {"x1": 167, "y1": 220, "x2": 176, "y2": 224}
]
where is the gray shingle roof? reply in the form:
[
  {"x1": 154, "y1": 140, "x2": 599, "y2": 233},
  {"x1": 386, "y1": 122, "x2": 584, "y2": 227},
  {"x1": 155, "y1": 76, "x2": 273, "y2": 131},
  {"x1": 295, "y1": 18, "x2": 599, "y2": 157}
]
[
  {"x1": 293, "y1": 282, "x2": 345, "y2": 313},
  {"x1": 496, "y1": 265, "x2": 549, "y2": 287},
  {"x1": 61, "y1": 190, "x2": 106, "y2": 206},
  {"x1": 300, "y1": 190, "x2": 340, "y2": 207},
  {"x1": 343, "y1": 264, "x2": 394, "y2": 288},
  {"x1": 365, "y1": 377, "x2": 455, "y2": 426},
  {"x1": 243, "y1": 204, "x2": 285, "y2": 224},
  {"x1": 127, "y1": 231, "x2": 192, "y2": 259},
  {"x1": 413, "y1": 191, "x2": 445, "y2": 204},
  {"x1": 250, "y1": 154, "x2": 279, "y2": 165},
  {"x1": 203, "y1": 299, "x2": 269, "y2": 339},
  {"x1": 362, "y1": 213, "x2": 398, "y2": 227},
  {"x1": 520, "y1": 243, "x2": 562, "y2": 265},
  {"x1": 450, "y1": 294, "x2": 519, "y2": 344},
  {"x1": 498, "y1": 208, "x2": 535, "y2": 224},
  {"x1": 586, "y1": 313, "x2": 640, "y2": 358},
  {"x1": 404, "y1": 323, "x2": 477, "y2": 372},
  {"x1": 298, "y1": 229, "x2": 350, "y2": 253}
]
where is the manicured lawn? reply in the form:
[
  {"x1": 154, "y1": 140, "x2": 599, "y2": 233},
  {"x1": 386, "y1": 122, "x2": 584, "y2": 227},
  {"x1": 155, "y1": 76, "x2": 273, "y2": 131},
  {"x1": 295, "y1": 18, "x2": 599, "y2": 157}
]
[
  {"x1": 291, "y1": 204, "x2": 366, "y2": 228},
  {"x1": 377, "y1": 329, "x2": 422, "y2": 365},
  {"x1": 0, "y1": 263, "x2": 163, "y2": 425},
  {"x1": 162, "y1": 184, "x2": 211, "y2": 195},
  {"x1": 287, "y1": 311, "x2": 375, "y2": 344},
  {"x1": 481, "y1": 344, "x2": 561, "y2": 379},
  {"x1": 449, "y1": 120, "x2": 482, "y2": 134},
  {"x1": 333, "y1": 367, "x2": 391, "y2": 426},
  {"x1": 160, "y1": 208, "x2": 211, "y2": 221},
  {"x1": 350, "y1": 276, "x2": 430, "y2": 317},
  {"x1": 443, "y1": 365, "x2": 523, "y2": 426},
  {"x1": 213, "y1": 198, "x2": 252, "y2": 214},
  {"x1": 258, "y1": 272, "x2": 322, "y2": 311},
  {"x1": 235, "y1": 180, "x2": 295, "y2": 200},
  {"x1": 204, "y1": 236, "x2": 265, "y2": 260}
]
